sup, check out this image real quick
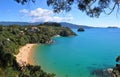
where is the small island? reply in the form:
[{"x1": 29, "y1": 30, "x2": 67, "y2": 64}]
[
  {"x1": 77, "y1": 28, "x2": 85, "y2": 32},
  {"x1": 107, "y1": 26, "x2": 118, "y2": 29}
]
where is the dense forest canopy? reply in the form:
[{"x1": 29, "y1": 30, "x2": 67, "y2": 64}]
[{"x1": 15, "y1": 0, "x2": 120, "y2": 17}]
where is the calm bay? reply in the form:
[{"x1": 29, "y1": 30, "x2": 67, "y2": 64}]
[{"x1": 34, "y1": 28, "x2": 120, "y2": 77}]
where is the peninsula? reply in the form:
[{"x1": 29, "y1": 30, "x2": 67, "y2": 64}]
[{"x1": 0, "y1": 22, "x2": 76, "y2": 77}]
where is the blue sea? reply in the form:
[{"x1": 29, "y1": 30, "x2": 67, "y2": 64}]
[{"x1": 34, "y1": 28, "x2": 120, "y2": 77}]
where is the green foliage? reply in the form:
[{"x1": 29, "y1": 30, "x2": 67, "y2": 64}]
[
  {"x1": 19, "y1": 64, "x2": 56, "y2": 77},
  {"x1": 15, "y1": 0, "x2": 120, "y2": 17},
  {"x1": 0, "y1": 23, "x2": 76, "y2": 77},
  {"x1": 43, "y1": 22, "x2": 62, "y2": 27},
  {"x1": 0, "y1": 25, "x2": 4, "y2": 31}
]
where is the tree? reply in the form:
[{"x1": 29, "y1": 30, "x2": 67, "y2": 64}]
[
  {"x1": 15, "y1": 0, "x2": 120, "y2": 17},
  {"x1": 0, "y1": 25, "x2": 3, "y2": 31}
]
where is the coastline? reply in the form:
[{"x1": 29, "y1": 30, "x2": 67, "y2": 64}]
[{"x1": 16, "y1": 44, "x2": 37, "y2": 66}]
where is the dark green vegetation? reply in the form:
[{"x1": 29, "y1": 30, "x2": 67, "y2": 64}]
[
  {"x1": 0, "y1": 23, "x2": 76, "y2": 77},
  {"x1": 112, "y1": 56, "x2": 120, "y2": 77},
  {"x1": 15, "y1": 0, "x2": 120, "y2": 17},
  {"x1": 77, "y1": 28, "x2": 85, "y2": 32}
]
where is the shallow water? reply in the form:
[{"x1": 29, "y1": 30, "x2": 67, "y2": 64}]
[{"x1": 34, "y1": 28, "x2": 120, "y2": 77}]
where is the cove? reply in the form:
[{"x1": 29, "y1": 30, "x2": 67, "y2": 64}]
[{"x1": 34, "y1": 28, "x2": 120, "y2": 77}]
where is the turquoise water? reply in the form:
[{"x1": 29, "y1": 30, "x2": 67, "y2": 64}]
[{"x1": 34, "y1": 28, "x2": 120, "y2": 77}]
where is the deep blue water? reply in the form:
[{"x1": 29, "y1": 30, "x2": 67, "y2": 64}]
[{"x1": 34, "y1": 28, "x2": 120, "y2": 77}]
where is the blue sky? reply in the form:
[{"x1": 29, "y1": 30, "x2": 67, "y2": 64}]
[{"x1": 0, "y1": 0, "x2": 120, "y2": 27}]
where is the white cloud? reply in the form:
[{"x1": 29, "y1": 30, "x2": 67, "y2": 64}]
[
  {"x1": 20, "y1": 9, "x2": 29, "y2": 13},
  {"x1": 20, "y1": 8, "x2": 73, "y2": 22}
]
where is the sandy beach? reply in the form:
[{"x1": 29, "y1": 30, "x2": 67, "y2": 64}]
[{"x1": 16, "y1": 44, "x2": 37, "y2": 66}]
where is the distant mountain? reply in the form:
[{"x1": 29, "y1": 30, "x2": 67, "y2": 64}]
[
  {"x1": 0, "y1": 22, "x2": 28, "y2": 25},
  {"x1": 0, "y1": 21, "x2": 94, "y2": 29},
  {"x1": 0, "y1": 22, "x2": 42, "y2": 26},
  {"x1": 60, "y1": 22, "x2": 94, "y2": 29}
]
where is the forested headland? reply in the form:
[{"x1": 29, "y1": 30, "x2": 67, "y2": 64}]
[{"x1": 0, "y1": 22, "x2": 76, "y2": 77}]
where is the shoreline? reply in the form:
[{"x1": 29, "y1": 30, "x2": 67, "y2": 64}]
[{"x1": 16, "y1": 44, "x2": 37, "y2": 66}]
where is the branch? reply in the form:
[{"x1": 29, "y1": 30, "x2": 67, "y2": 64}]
[{"x1": 104, "y1": 3, "x2": 117, "y2": 15}]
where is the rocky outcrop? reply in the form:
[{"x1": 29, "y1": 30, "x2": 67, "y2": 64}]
[
  {"x1": 91, "y1": 68, "x2": 113, "y2": 77},
  {"x1": 45, "y1": 39, "x2": 54, "y2": 44},
  {"x1": 112, "y1": 64, "x2": 120, "y2": 77},
  {"x1": 77, "y1": 28, "x2": 85, "y2": 32}
]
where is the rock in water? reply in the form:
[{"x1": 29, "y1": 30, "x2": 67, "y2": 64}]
[
  {"x1": 77, "y1": 28, "x2": 85, "y2": 32},
  {"x1": 91, "y1": 68, "x2": 113, "y2": 77}
]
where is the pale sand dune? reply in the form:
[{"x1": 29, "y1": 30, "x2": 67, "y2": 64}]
[{"x1": 16, "y1": 44, "x2": 37, "y2": 66}]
